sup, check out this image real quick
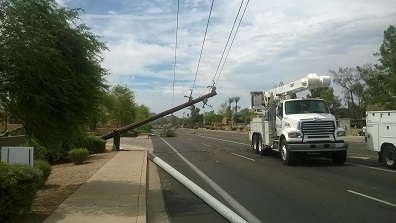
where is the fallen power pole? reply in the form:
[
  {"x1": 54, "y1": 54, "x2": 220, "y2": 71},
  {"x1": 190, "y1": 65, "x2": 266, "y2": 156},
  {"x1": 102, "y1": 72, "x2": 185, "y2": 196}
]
[{"x1": 101, "y1": 89, "x2": 217, "y2": 150}]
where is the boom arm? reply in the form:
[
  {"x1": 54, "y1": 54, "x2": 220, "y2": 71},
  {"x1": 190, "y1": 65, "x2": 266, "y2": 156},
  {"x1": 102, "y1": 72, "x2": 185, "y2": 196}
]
[{"x1": 250, "y1": 73, "x2": 331, "y2": 109}]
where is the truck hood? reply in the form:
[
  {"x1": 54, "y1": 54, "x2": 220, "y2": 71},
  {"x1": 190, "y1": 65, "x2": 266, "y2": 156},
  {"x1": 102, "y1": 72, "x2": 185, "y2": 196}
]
[{"x1": 286, "y1": 113, "x2": 335, "y2": 122}]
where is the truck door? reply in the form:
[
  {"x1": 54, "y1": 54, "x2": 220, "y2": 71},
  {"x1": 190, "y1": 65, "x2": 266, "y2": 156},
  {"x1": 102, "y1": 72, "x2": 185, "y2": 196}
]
[
  {"x1": 366, "y1": 112, "x2": 380, "y2": 151},
  {"x1": 276, "y1": 103, "x2": 284, "y2": 137},
  {"x1": 366, "y1": 124, "x2": 378, "y2": 151}
]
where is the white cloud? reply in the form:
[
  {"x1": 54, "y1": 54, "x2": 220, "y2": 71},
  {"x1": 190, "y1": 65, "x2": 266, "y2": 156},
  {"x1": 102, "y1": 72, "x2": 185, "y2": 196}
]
[
  {"x1": 55, "y1": 0, "x2": 66, "y2": 6},
  {"x1": 63, "y1": 0, "x2": 396, "y2": 115}
]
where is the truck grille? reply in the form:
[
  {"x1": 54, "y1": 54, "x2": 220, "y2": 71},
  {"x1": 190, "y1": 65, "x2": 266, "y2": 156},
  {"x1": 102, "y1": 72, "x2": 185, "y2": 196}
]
[{"x1": 301, "y1": 121, "x2": 335, "y2": 136}]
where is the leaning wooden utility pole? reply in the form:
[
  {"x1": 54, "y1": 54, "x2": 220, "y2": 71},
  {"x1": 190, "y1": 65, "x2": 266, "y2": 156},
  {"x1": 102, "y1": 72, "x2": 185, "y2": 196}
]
[{"x1": 101, "y1": 88, "x2": 217, "y2": 150}]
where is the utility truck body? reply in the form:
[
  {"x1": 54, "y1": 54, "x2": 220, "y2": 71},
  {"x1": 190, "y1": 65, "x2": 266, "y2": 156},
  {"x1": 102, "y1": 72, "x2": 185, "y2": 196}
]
[
  {"x1": 366, "y1": 110, "x2": 396, "y2": 169},
  {"x1": 249, "y1": 73, "x2": 348, "y2": 165}
]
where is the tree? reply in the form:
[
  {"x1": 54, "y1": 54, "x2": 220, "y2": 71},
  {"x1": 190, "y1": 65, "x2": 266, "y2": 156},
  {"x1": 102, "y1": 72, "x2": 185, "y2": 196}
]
[
  {"x1": 330, "y1": 67, "x2": 366, "y2": 118},
  {"x1": 87, "y1": 90, "x2": 111, "y2": 132},
  {"x1": 356, "y1": 64, "x2": 392, "y2": 110},
  {"x1": 226, "y1": 97, "x2": 234, "y2": 123},
  {"x1": 187, "y1": 105, "x2": 203, "y2": 127},
  {"x1": 109, "y1": 85, "x2": 136, "y2": 127},
  {"x1": 203, "y1": 110, "x2": 222, "y2": 125},
  {"x1": 362, "y1": 25, "x2": 396, "y2": 110},
  {"x1": 218, "y1": 102, "x2": 228, "y2": 116},
  {"x1": 135, "y1": 104, "x2": 152, "y2": 132},
  {"x1": 239, "y1": 108, "x2": 253, "y2": 124},
  {"x1": 0, "y1": 0, "x2": 108, "y2": 147},
  {"x1": 233, "y1": 96, "x2": 241, "y2": 124},
  {"x1": 375, "y1": 25, "x2": 396, "y2": 77},
  {"x1": 306, "y1": 87, "x2": 342, "y2": 109}
]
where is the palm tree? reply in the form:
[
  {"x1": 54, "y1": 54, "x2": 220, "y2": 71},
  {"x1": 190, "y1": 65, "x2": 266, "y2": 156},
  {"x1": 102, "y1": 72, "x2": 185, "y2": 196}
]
[
  {"x1": 234, "y1": 96, "x2": 241, "y2": 123},
  {"x1": 227, "y1": 97, "x2": 234, "y2": 124},
  {"x1": 228, "y1": 97, "x2": 234, "y2": 109}
]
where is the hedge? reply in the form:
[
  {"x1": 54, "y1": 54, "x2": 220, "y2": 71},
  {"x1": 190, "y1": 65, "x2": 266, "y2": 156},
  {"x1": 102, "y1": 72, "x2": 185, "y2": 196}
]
[
  {"x1": 33, "y1": 160, "x2": 52, "y2": 186},
  {"x1": 0, "y1": 162, "x2": 42, "y2": 221},
  {"x1": 73, "y1": 135, "x2": 106, "y2": 154}
]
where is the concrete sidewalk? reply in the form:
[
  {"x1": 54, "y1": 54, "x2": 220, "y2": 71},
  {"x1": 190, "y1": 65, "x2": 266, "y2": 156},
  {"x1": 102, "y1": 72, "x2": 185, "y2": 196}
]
[{"x1": 43, "y1": 138, "x2": 148, "y2": 223}]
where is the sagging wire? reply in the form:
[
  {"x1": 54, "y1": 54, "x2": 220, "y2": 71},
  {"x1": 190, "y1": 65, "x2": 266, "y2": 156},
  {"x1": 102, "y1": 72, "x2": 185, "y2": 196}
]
[
  {"x1": 189, "y1": 0, "x2": 215, "y2": 100},
  {"x1": 171, "y1": 0, "x2": 180, "y2": 109},
  {"x1": 211, "y1": 0, "x2": 245, "y2": 87},
  {"x1": 215, "y1": 0, "x2": 250, "y2": 87}
]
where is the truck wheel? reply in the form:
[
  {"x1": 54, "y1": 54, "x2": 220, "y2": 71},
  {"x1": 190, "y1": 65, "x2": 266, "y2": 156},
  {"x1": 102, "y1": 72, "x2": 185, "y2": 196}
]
[
  {"x1": 382, "y1": 145, "x2": 396, "y2": 169},
  {"x1": 280, "y1": 140, "x2": 294, "y2": 166},
  {"x1": 253, "y1": 135, "x2": 260, "y2": 154},
  {"x1": 332, "y1": 150, "x2": 346, "y2": 164}
]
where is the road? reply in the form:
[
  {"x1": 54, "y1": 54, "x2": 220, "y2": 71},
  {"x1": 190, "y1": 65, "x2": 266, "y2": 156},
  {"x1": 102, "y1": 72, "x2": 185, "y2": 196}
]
[{"x1": 148, "y1": 128, "x2": 396, "y2": 223}]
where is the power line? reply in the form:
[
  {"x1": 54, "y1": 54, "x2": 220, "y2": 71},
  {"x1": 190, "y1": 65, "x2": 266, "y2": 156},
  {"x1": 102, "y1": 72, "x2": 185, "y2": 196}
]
[
  {"x1": 215, "y1": 0, "x2": 250, "y2": 87},
  {"x1": 171, "y1": 0, "x2": 180, "y2": 108},
  {"x1": 211, "y1": 0, "x2": 245, "y2": 86},
  {"x1": 190, "y1": 0, "x2": 215, "y2": 99}
]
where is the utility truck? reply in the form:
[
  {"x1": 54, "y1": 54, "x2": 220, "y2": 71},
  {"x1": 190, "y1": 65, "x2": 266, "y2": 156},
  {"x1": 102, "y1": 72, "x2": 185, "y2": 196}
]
[
  {"x1": 249, "y1": 73, "x2": 348, "y2": 165},
  {"x1": 365, "y1": 111, "x2": 396, "y2": 169}
]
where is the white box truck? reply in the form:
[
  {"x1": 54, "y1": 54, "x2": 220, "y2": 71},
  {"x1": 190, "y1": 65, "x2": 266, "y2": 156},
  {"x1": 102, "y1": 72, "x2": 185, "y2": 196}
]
[{"x1": 366, "y1": 110, "x2": 396, "y2": 169}]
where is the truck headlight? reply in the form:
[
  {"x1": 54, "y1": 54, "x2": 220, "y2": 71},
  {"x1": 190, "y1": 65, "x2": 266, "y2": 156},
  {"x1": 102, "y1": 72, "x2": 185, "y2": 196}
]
[
  {"x1": 337, "y1": 131, "x2": 346, "y2": 137},
  {"x1": 288, "y1": 132, "x2": 302, "y2": 138}
]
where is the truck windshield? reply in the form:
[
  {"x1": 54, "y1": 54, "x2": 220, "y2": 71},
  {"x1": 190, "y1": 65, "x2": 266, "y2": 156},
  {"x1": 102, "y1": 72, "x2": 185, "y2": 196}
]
[{"x1": 285, "y1": 100, "x2": 329, "y2": 115}]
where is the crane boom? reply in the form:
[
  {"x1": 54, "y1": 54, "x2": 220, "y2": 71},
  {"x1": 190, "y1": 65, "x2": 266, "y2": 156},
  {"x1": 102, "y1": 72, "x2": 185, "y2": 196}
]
[
  {"x1": 264, "y1": 73, "x2": 330, "y2": 98},
  {"x1": 250, "y1": 73, "x2": 331, "y2": 109}
]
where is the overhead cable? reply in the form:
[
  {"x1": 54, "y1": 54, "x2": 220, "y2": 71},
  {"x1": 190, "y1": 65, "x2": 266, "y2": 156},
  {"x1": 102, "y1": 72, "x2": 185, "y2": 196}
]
[
  {"x1": 190, "y1": 0, "x2": 215, "y2": 99},
  {"x1": 211, "y1": 0, "x2": 245, "y2": 86},
  {"x1": 215, "y1": 0, "x2": 250, "y2": 87},
  {"x1": 172, "y1": 0, "x2": 180, "y2": 108}
]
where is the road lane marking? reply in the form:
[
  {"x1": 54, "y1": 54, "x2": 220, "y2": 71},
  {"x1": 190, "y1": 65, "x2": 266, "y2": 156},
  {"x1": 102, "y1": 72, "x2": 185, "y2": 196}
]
[
  {"x1": 346, "y1": 162, "x2": 396, "y2": 173},
  {"x1": 201, "y1": 143, "x2": 211, "y2": 147},
  {"x1": 160, "y1": 137, "x2": 262, "y2": 223},
  {"x1": 187, "y1": 138, "x2": 192, "y2": 141},
  {"x1": 347, "y1": 190, "x2": 396, "y2": 208},
  {"x1": 231, "y1": 153, "x2": 255, "y2": 161},
  {"x1": 192, "y1": 134, "x2": 248, "y2": 145}
]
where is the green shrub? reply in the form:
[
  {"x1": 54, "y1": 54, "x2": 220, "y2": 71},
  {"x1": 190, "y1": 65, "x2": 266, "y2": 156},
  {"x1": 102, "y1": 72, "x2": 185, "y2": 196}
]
[
  {"x1": 22, "y1": 138, "x2": 69, "y2": 164},
  {"x1": 22, "y1": 138, "x2": 49, "y2": 161},
  {"x1": 68, "y1": 148, "x2": 89, "y2": 165},
  {"x1": 136, "y1": 123, "x2": 153, "y2": 133},
  {"x1": 160, "y1": 128, "x2": 176, "y2": 137},
  {"x1": 0, "y1": 162, "x2": 42, "y2": 221},
  {"x1": 33, "y1": 160, "x2": 52, "y2": 186},
  {"x1": 73, "y1": 136, "x2": 106, "y2": 154},
  {"x1": 231, "y1": 127, "x2": 237, "y2": 131}
]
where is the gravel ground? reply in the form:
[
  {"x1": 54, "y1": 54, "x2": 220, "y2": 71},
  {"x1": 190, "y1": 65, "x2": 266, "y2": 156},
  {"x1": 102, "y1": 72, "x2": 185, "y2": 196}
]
[{"x1": 24, "y1": 148, "x2": 118, "y2": 223}]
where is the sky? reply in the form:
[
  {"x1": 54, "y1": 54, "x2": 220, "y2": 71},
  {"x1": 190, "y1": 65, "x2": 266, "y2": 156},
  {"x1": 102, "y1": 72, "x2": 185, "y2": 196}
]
[{"x1": 56, "y1": 0, "x2": 396, "y2": 117}]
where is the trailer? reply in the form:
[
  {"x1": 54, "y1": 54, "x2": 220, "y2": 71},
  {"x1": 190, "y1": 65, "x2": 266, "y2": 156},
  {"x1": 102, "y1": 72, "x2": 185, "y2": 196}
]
[{"x1": 366, "y1": 110, "x2": 396, "y2": 169}]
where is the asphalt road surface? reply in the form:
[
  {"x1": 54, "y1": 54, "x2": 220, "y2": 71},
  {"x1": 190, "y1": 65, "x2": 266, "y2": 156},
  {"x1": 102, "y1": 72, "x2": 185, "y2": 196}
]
[{"x1": 148, "y1": 129, "x2": 396, "y2": 223}]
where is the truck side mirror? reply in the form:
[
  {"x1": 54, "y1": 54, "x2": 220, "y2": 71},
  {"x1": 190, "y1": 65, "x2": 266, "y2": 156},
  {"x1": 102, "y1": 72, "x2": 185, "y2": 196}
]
[{"x1": 329, "y1": 108, "x2": 334, "y2": 114}]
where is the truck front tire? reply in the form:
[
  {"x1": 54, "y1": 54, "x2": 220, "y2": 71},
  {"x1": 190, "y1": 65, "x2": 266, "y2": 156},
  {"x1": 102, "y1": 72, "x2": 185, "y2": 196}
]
[
  {"x1": 253, "y1": 135, "x2": 260, "y2": 154},
  {"x1": 382, "y1": 145, "x2": 396, "y2": 169},
  {"x1": 280, "y1": 140, "x2": 294, "y2": 166},
  {"x1": 331, "y1": 150, "x2": 346, "y2": 164}
]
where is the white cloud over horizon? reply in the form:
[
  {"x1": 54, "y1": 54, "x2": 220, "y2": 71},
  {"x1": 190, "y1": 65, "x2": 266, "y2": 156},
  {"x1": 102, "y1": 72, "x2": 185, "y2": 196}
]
[{"x1": 59, "y1": 0, "x2": 396, "y2": 116}]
